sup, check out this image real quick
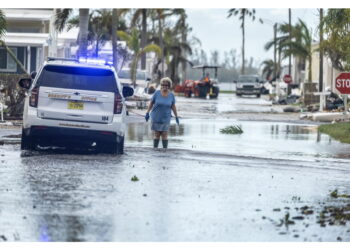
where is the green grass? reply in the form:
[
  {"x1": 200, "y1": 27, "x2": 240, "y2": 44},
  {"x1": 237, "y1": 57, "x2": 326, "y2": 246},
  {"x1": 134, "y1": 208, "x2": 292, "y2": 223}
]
[
  {"x1": 219, "y1": 90, "x2": 236, "y2": 94},
  {"x1": 318, "y1": 122, "x2": 350, "y2": 144}
]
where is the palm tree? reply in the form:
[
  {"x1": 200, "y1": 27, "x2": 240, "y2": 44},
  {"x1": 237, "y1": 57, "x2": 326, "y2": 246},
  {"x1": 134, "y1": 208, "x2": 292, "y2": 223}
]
[
  {"x1": 261, "y1": 59, "x2": 276, "y2": 81},
  {"x1": 172, "y1": 8, "x2": 190, "y2": 82},
  {"x1": 117, "y1": 28, "x2": 161, "y2": 86},
  {"x1": 55, "y1": 8, "x2": 90, "y2": 57},
  {"x1": 227, "y1": 8, "x2": 263, "y2": 75},
  {"x1": 131, "y1": 9, "x2": 148, "y2": 70},
  {"x1": 68, "y1": 9, "x2": 124, "y2": 57},
  {"x1": 112, "y1": 9, "x2": 130, "y2": 70},
  {"x1": 283, "y1": 19, "x2": 313, "y2": 82},
  {"x1": 319, "y1": 9, "x2": 350, "y2": 71},
  {"x1": 162, "y1": 26, "x2": 193, "y2": 84}
]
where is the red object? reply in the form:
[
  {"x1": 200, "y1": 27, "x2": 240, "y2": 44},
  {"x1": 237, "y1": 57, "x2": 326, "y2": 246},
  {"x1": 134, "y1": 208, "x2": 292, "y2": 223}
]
[
  {"x1": 114, "y1": 92, "x2": 123, "y2": 114},
  {"x1": 29, "y1": 87, "x2": 39, "y2": 107},
  {"x1": 283, "y1": 74, "x2": 293, "y2": 84},
  {"x1": 335, "y1": 72, "x2": 350, "y2": 94}
]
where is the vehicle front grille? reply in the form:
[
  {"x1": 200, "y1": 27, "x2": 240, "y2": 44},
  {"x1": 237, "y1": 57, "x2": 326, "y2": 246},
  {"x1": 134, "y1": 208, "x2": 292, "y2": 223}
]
[{"x1": 243, "y1": 85, "x2": 254, "y2": 89}]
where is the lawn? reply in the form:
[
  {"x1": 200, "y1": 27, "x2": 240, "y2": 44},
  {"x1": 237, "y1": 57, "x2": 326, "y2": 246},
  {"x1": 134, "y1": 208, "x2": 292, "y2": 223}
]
[{"x1": 318, "y1": 122, "x2": 350, "y2": 144}]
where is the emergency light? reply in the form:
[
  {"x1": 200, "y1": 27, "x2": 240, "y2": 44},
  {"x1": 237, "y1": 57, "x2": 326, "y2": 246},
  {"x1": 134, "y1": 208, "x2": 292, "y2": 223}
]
[{"x1": 78, "y1": 57, "x2": 113, "y2": 66}]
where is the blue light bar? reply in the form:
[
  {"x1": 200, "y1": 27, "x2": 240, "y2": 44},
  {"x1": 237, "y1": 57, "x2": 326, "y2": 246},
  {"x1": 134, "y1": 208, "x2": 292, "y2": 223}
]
[{"x1": 78, "y1": 57, "x2": 114, "y2": 66}]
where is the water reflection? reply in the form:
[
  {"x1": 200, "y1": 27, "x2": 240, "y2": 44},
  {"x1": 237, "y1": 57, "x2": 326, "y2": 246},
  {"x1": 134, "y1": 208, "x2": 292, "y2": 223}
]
[
  {"x1": 126, "y1": 119, "x2": 350, "y2": 160},
  {"x1": 127, "y1": 123, "x2": 185, "y2": 142},
  {"x1": 20, "y1": 155, "x2": 116, "y2": 241}
]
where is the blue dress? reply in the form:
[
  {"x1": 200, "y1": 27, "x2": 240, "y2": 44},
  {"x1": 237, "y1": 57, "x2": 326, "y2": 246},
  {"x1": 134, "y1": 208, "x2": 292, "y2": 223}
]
[{"x1": 150, "y1": 90, "x2": 175, "y2": 131}]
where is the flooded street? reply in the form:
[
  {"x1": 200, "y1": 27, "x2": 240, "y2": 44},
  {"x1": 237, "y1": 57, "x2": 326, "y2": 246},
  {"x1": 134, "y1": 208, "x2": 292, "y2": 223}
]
[{"x1": 1, "y1": 94, "x2": 350, "y2": 241}]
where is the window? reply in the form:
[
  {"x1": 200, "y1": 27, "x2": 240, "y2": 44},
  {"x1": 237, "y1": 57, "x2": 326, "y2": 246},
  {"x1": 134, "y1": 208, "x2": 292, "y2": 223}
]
[
  {"x1": 37, "y1": 65, "x2": 118, "y2": 92},
  {"x1": 0, "y1": 48, "x2": 18, "y2": 72}
]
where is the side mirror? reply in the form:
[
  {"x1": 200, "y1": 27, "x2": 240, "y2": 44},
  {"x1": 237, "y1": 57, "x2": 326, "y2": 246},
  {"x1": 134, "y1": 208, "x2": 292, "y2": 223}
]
[
  {"x1": 146, "y1": 77, "x2": 151, "y2": 81},
  {"x1": 233, "y1": 80, "x2": 237, "y2": 84},
  {"x1": 122, "y1": 86, "x2": 134, "y2": 97},
  {"x1": 18, "y1": 78, "x2": 32, "y2": 89},
  {"x1": 30, "y1": 71, "x2": 37, "y2": 79}
]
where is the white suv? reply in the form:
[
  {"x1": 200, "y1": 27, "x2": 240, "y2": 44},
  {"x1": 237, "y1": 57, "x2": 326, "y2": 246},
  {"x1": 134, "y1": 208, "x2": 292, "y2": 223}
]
[{"x1": 18, "y1": 57, "x2": 134, "y2": 154}]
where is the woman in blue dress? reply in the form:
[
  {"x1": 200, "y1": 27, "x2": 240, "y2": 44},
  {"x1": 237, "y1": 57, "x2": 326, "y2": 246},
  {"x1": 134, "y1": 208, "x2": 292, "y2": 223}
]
[{"x1": 145, "y1": 77, "x2": 179, "y2": 148}]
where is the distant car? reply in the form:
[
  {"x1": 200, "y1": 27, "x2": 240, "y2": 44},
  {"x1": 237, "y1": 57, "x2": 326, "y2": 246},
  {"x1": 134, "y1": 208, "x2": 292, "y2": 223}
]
[
  {"x1": 18, "y1": 57, "x2": 134, "y2": 154},
  {"x1": 235, "y1": 75, "x2": 262, "y2": 97}
]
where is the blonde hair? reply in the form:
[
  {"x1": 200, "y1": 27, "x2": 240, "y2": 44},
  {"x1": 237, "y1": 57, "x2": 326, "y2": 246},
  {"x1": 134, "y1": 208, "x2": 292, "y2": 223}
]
[{"x1": 160, "y1": 77, "x2": 173, "y2": 88}]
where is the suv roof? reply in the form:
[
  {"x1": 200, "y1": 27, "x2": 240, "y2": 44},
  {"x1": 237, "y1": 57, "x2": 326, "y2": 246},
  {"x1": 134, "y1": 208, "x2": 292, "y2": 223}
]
[{"x1": 45, "y1": 57, "x2": 115, "y2": 70}]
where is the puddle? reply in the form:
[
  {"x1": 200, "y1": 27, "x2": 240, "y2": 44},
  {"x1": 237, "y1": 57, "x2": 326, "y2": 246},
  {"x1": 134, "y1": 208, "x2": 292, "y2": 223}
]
[{"x1": 127, "y1": 118, "x2": 350, "y2": 161}]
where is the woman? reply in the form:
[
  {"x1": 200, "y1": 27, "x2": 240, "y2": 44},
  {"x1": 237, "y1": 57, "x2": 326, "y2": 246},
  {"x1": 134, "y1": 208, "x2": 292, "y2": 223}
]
[{"x1": 145, "y1": 77, "x2": 179, "y2": 148}]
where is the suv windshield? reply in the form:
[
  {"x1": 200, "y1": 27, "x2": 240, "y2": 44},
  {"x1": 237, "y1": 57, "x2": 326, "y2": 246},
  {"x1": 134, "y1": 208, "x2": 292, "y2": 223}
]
[
  {"x1": 238, "y1": 76, "x2": 259, "y2": 83},
  {"x1": 36, "y1": 65, "x2": 117, "y2": 92}
]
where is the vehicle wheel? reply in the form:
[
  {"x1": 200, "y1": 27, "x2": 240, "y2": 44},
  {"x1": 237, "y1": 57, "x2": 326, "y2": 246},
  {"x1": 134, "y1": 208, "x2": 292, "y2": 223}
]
[
  {"x1": 236, "y1": 93, "x2": 241, "y2": 97},
  {"x1": 257, "y1": 94, "x2": 261, "y2": 98},
  {"x1": 99, "y1": 136, "x2": 124, "y2": 154},
  {"x1": 21, "y1": 129, "x2": 35, "y2": 150},
  {"x1": 116, "y1": 135, "x2": 124, "y2": 154}
]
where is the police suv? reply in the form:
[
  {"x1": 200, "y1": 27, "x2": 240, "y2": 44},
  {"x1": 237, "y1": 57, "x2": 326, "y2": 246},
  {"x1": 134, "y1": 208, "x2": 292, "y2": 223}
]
[{"x1": 18, "y1": 57, "x2": 134, "y2": 154}]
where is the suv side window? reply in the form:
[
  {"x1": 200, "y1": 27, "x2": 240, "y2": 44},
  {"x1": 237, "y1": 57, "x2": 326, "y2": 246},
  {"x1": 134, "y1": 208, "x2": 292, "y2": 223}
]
[{"x1": 36, "y1": 65, "x2": 118, "y2": 92}]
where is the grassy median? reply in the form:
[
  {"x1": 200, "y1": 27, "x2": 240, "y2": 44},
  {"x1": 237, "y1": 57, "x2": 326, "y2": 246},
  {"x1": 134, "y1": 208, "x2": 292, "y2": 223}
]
[{"x1": 318, "y1": 122, "x2": 350, "y2": 144}]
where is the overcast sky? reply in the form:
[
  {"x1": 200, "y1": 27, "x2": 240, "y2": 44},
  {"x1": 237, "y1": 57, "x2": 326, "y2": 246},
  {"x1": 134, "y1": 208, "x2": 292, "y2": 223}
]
[{"x1": 186, "y1": 8, "x2": 321, "y2": 67}]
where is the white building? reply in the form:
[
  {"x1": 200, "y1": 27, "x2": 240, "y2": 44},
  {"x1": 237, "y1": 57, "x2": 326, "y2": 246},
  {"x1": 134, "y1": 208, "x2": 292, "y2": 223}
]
[{"x1": 1, "y1": 8, "x2": 76, "y2": 74}]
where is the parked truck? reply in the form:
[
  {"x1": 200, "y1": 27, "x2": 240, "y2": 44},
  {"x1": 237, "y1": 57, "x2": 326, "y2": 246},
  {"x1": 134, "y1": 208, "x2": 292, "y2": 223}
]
[{"x1": 235, "y1": 75, "x2": 262, "y2": 98}]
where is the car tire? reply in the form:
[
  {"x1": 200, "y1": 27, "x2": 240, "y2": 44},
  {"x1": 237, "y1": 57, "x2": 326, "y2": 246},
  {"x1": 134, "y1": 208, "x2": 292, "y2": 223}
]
[
  {"x1": 116, "y1": 135, "x2": 124, "y2": 154},
  {"x1": 99, "y1": 135, "x2": 124, "y2": 154},
  {"x1": 21, "y1": 129, "x2": 35, "y2": 150},
  {"x1": 257, "y1": 94, "x2": 261, "y2": 98}
]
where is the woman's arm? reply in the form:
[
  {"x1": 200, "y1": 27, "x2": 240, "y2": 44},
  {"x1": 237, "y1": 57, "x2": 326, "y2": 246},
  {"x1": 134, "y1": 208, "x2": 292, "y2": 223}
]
[
  {"x1": 171, "y1": 104, "x2": 178, "y2": 117},
  {"x1": 146, "y1": 101, "x2": 154, "y2": 113}
]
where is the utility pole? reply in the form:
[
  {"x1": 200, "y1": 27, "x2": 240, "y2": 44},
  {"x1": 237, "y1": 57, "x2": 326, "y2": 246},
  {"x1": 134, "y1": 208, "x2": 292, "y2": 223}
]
[
  {"x1": 288, "y1": 8, "x2": 292, "y2": 95},
  {"x1": 319, "y1": 8, "x2": 324, "y2": 111}
]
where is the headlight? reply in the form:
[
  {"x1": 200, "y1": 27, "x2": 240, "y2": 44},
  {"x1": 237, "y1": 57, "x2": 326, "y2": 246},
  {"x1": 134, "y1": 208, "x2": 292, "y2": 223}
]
[
  {"x1": 237, "y1": 84, "x2": 242, "y2": 88},
  {"x1": 255, "y1": 83, "x2": 260, "y2": 88}
]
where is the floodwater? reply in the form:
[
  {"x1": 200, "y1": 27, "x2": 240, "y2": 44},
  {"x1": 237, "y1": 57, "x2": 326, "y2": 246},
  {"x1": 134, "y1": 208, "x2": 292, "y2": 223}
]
[
  {"x1": 127, "y1": 118, "x2": 350, "y2": 162},
  {"x1": 1, "y1": 94, "x2": 350, "y2": 241}
]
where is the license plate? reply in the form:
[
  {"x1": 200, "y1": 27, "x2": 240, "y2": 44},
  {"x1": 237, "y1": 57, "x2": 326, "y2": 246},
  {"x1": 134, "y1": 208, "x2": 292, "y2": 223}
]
[{"x1": 68, "y1": 101, "x2": 84, "y2": 110}]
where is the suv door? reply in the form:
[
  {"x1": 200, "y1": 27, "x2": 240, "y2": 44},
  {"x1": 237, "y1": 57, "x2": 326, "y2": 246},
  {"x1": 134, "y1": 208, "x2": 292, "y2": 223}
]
[{"x1": 35, "y1": 65, "x2": 118, "y2": 124}]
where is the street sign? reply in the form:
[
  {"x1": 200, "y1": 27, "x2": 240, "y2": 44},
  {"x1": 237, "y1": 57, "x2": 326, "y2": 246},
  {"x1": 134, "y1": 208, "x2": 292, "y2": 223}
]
[
  {"x1": 283, "y1": 74, "x2": 292, "y2": 84},
  {"x1": 335, "y1": 72, "x2": 350, "y2": 94}
]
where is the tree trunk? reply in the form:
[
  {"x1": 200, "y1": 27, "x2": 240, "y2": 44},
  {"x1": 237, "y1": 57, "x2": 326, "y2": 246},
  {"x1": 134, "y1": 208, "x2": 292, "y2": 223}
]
[
  {"x1": 158, "y1": 17, "x2": 164, "y2": 78},
  {"x1": 273, "y1": 23, "x2": 277, "y2": 81},
  {"x1": 241, "y1": 14, "x2": 245, "y2": 75},
  {"x1": 141, "y1": 9, "x2": 147, "y2": 70},
  {"x1": 319, "y1": 8, "x2": 324, "y2": 92},
  {"x1": 308, "y1": 55, "x2": 312, "y2": 83},
  {"x1": 112, "y1": 9, "x2": 118, "y2": 71},
  {"x1": 0, "y1": 41, "x2": 28, "y2": 75},
  {"x1": 78, "y1": 8, "x2": 89, "y2": 58},
  {"x1": 181, "y1": 17, "x2": 187, "y2": 83},
  {"x1": 95, "y1": 39, "x2": 99, "y2": 57}
]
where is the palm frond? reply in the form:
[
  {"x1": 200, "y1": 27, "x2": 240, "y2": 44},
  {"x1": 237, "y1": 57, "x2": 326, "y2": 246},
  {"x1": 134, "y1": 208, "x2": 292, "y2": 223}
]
[{"x1": 55, "y1": 8, "x2": 72, "y2": 32}]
